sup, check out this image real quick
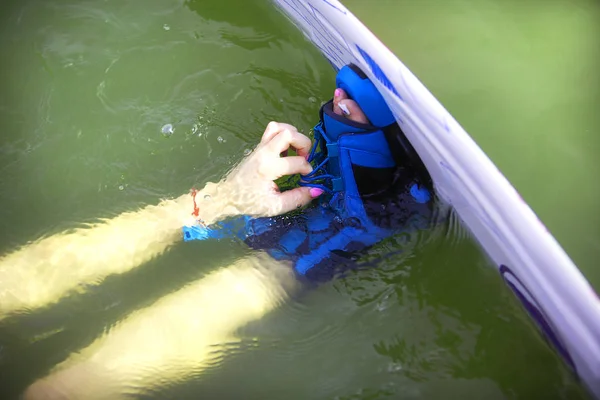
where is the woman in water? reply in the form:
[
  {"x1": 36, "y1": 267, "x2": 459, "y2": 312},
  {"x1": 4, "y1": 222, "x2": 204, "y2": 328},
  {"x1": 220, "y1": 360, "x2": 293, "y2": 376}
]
[{"x1": 3, "y1": 65, "x2": 434, "y2": 399}]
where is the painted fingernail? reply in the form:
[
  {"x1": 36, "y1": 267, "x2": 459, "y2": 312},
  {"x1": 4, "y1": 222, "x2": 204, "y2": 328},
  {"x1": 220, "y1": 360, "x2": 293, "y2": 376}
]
[
  {"x1": 334, "y1": 88, "x2": 341, "y2": 98},
  {"x1": 309, "y1": 188, "x2": 324, "y2": 198},
  {"x1": 339, "y1": 102, "x2": 350, "y2": 116}
]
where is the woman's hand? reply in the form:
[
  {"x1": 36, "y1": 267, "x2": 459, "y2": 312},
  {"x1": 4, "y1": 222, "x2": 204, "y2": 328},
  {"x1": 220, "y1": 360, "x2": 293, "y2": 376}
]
[
  {"x1": 225, "y1": 121, "x2": 322, "y2": 215},
  {"x1": 191, "y1": 122, "x2": 323, "y2": 225}
]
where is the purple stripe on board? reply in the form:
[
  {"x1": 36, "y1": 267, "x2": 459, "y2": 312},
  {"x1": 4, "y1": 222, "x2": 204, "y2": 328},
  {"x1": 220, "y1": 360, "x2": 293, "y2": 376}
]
[
  {"x1": 322, "y1": 0, "x2": 346, "y2": 14},
  {"x1": 499, "y1": 264, "x2": 577, "y2": 374}
]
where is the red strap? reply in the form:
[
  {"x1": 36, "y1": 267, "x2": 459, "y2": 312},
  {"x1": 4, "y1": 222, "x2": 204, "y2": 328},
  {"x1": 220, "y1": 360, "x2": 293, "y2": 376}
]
[{"x1": 190, "y1": 189, "x2": 200, "y2": 218}]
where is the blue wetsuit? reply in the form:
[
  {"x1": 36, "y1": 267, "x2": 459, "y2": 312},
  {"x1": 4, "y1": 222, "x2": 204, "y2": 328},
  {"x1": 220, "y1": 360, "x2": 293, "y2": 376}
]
[{"x1": 183, "y1": 64, "x2": 434, "y2": 282}]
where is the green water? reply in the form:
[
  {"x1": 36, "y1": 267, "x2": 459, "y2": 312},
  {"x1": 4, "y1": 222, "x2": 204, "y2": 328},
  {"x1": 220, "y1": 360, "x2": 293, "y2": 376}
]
[{"x1": 0, "y1": 0, "x2": 596, "y2": 399}]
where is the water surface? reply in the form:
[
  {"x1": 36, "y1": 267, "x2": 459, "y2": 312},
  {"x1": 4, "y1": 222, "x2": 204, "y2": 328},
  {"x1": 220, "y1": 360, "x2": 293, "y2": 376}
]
[{"x1": 0, "y1": 0, "x2": 595, "y2": 399}]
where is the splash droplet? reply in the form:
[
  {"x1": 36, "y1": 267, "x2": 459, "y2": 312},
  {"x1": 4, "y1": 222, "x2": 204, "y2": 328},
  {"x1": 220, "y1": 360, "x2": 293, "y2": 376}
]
[
  {"x1": 161, "y1": 124, "x2": 174, "y2": 136},
  {"x1": 308, "y1": 96, "x2": 317, "y2": 103},
  {"x1": 191, "y1": 124, "x2": 198, "y2": 134},
  {"x1": 387, "y1": 362, "x2": 403, "y2": 373},
  {"x1": 118, "y1": 185, "x2": 124, "y2": 191},
  {"x1": 163, "y1": 24, "x2": 170, "y2": 31},
  {"x1": 243, "y1": 148, "x2": 251, "y2": 156},
  {"x1": 217, "y1": 136, "x2": 226, "y2": 143}
]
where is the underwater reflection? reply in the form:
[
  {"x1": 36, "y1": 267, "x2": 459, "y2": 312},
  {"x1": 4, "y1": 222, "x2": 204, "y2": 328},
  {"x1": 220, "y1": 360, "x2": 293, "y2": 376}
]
[{"x1": 342, "y1": 214, "x2": 590, "y2": 399}]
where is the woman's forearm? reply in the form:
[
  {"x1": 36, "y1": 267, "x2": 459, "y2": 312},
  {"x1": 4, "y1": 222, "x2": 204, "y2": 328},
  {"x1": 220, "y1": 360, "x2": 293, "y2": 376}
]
[
  {"x1": 0, "y1": 121, "x2": 316, "y2": 319},
  {"x1": 0, "y1": 181, "x2": 233, "y2": 319}
]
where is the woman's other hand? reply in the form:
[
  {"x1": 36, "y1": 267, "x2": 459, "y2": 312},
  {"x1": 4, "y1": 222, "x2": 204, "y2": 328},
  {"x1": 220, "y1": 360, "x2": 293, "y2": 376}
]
[
  {"x1": 195, "y1": 122, "x2": 323, "y2": 225},
  {"x1": 224, "y1": 121, "x2": 323, "y2": 216}
]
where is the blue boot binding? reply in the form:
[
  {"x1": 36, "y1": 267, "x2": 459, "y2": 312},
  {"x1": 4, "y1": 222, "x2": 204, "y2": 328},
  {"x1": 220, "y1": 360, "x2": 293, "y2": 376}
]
[{"x1": 183, "y1": 64, "x2": 434, "y2": 282}]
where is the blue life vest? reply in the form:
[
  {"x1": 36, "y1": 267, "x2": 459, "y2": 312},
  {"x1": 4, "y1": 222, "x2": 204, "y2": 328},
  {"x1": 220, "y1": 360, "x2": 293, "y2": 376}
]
[{"x1": 183, "y1": 64, "x2": 434, "y2": 281}]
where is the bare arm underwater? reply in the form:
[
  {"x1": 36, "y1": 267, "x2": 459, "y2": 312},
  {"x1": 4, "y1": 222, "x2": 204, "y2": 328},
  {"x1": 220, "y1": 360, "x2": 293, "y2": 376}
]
[{"x1": 0, "y1": 122, "x2": 317, "y2": 320}]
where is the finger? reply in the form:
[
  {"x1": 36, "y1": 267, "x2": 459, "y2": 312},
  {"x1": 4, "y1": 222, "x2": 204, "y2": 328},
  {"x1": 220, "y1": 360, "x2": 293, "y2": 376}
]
[
  {"x1": 332, "y1": 88, "x2": 348, "y2": 115},
  {"x1": 272, "y1": 156, "x2": 313, "y2": 178},
  {"x1": 260, "y1": 121, "x2": 282, "y2": 144},
  {"x1": 266, "y1": 128, "x2": 312, "y2": 159},
  {"x1": 336, "y1": 99, "x2": 370, "y2": 124},
  {"x1": 274, "y1": 186, "x2": 319, "y2": 215},
  {"x1": 332, "y1": 88, "x2": 370, "y2": 124},
  {"x1": 260, "y1": 121, "x2": 300, "y2": 145}
]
